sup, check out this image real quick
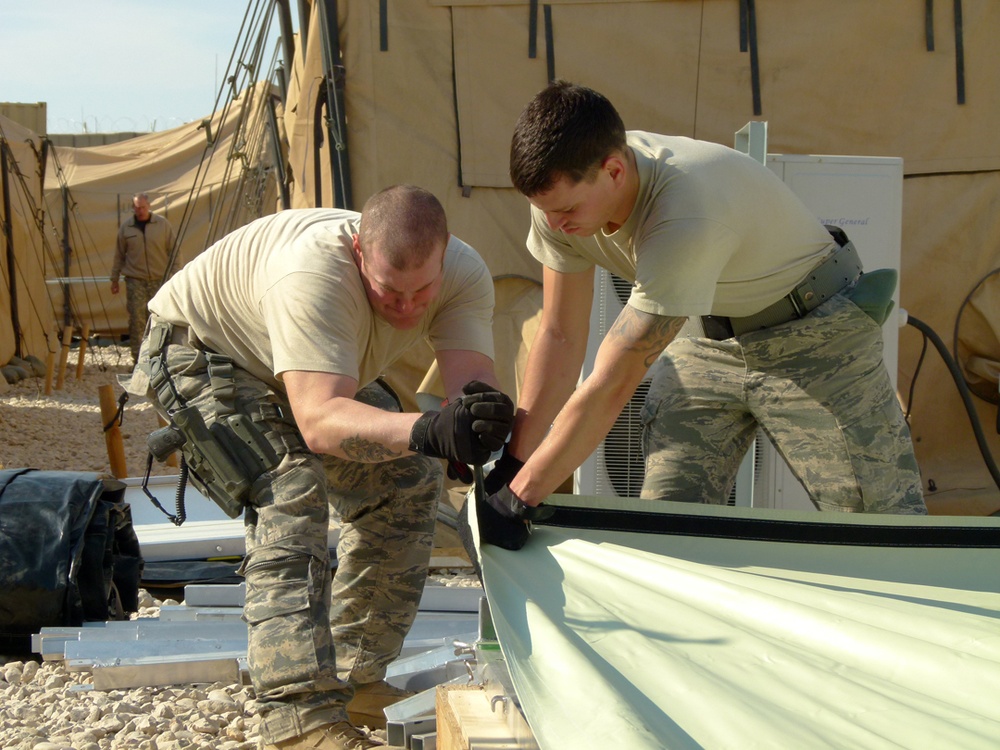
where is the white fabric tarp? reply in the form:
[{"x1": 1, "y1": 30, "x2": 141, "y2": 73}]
[{"x1": 474, "y1": 495, "x2": 1000, "y2": 749}]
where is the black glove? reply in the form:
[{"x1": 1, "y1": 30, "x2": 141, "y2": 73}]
[
  {"x1": 447, "y1": 459, "x2": 473, "y2": 484},
  {"x1": 409, "y1": 381, "x2": 513, "y2": 465},
  {"x1": 478, "y1": 485, "x2": 555, "y2": 551},
  {"x1": 484, "y1": 445, "x2": 525, "y2": 496},
  {"x1": 486, "y1": 484, "x2": 555, "y2": 522},
  {"x1": 476, "y1": 493, "x2": 531, "y2": 551},
  {"x1": 460, "y1": 380, "x2": 515, "y2": 453}
]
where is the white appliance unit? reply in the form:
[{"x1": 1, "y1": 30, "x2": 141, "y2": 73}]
[
  {"x1": 574, "y1": 133, "x2": 903, "y2": 510},
  {"x1": 573, "y1": 269, "x2": 650, "y2": 499}
]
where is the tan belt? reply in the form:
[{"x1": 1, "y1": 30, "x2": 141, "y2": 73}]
[{"x1": 703, "y1": 241, "x2": 864, "y2": 340}]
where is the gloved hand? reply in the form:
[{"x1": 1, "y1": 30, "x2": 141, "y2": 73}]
[
  {"x1": 409, "y1": 380, "x2": 514, "y2": 465},
  {"x1": 484, "y1": 445, "x2": 525, "y2": 496},
  {"x1": 447, "y1": 459, "x2": 473, "y2": 484},
  {"x1": 478, "y1": 485, "x2": 555, "y2": 551},
  {"x1": 460, "y1": 380, "x2": 515, "y2": 453}
]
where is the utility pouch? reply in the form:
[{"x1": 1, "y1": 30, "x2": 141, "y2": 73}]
[
  {"x1": 846, "y1": 268, "x2": 898, "y2": 326},
  {"x1": 170, "y1": 405, "x2": 253, "y2": 519}
]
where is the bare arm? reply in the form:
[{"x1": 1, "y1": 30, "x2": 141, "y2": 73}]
[
  {"x1": 507, "y1": 265, "x2": 595, "y2": 459},
  {"x1": 436, "y1": 349, "x2": 503, "y2": 402},
  {"x1": 283, "y1": 369, "x2": 421, "y2": 462},
  {"x1": 509, "y1": 305, "x2": 687, "y2": 505}
]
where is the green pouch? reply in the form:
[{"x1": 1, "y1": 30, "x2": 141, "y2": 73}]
[{"x1": 846, "y1": 268, "x2": 897, "y2": 326}]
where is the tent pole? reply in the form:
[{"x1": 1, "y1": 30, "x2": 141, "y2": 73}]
[
  {"x1": 266, "y1": 95, "x2": 291, "y2": 210},
  {"x1": 317, "y1": 0, "x2": 352, "y2": 209},
  {"x1": 297, "y1": 0, "x2": 311, "y2": 56},
  {"x1": 62, "y1": 186, "x2": 72, "y2": 329},
  {"x1": 1, "y1": 140, "x2": 21, "y2": 359},
  {"x1": 275, "y1": 0, "x2": 296, "y2": 104}
]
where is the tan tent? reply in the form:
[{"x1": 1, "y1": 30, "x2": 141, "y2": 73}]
[
  {"x1": 0, "y1": 116, "x2": 50, "y2": 366},
  {"x1": 42, "y1": 83, "x2": 279, "y2": 340},
  {"x1": 0, "y1": 81, "x2": 278, "y2": 375},
  {"x1": 276, "y1": 0, "x2": 1000, "y2": 513},
  {"x1": 4, "y1": 1, "x2": 998, "y2": 512}
]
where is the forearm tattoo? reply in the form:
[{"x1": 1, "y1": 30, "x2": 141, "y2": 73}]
[
  {"x1": 608, "y1": 307, "x2": 687, "y2": 367},
  {"x1": 340, "y1": 435, "x2": 402, "y2": 463}
]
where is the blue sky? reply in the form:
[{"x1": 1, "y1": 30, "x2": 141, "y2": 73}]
[{"x1": 1, "y1": 1, "x2": 288, "y2": 134}]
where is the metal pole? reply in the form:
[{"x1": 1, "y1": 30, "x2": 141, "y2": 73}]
[
  {"x1": 1, "y1": 141, "x2": 21, "y2": 358},
  {"x1": 275, "y1": 0, "x2": 296, "y2": 104},
  {"x1": 266, "y1": 95, "x2": 291, "y2": 210},
  {"x1": 317, "y1": 0, "x2": 352, "y2": 209},
  {"x1": 297, "y1": 0, "x2": 311, "y2": 53},
  {"x1": 62, "y1": 185, "x2": 72, "y2": 328}
]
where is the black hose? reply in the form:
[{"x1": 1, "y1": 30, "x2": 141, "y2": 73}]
[{"x1": 905, "y1": 313, "x2": 1000, "y2": 492}]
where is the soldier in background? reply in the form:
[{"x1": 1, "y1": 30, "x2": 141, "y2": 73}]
[{"x1": 110, "y1": 192, "x2": 177, "y2": 364}]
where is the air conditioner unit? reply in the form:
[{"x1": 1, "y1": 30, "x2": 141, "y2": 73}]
[
  {"x1": 573, "y1": 267, "x2": 769, "y2": 503},
  {"x1": 574, "y1": 269, "x2": 649, "y2": 498},
  {"x1": 574, "y1": 141, "x2": 903, "y2": 511}
]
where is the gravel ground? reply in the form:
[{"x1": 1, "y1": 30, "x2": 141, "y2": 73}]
[
  {"x1": 0, "y1": 342, "x2": 171, "y2": 481},
  {"x1": 0, "y1": 593, "x2": 265, "y2": 750},
  {"x1": 0, "y1": 343, "x2": 476, "y2": 749},
  {"x1": 0, "y1": 344, "x2": 268, "y2": 749}
]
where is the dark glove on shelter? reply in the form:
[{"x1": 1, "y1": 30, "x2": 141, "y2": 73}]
[
  {"x1": 484, "y1": 445, "x2": 525, "y2": 496},
  {"x1": 478, "y1": 485, "x2": 555, "y2": 551},
  {"x1": 409, "y1": 380, "x2": 514, "y2": 466}
]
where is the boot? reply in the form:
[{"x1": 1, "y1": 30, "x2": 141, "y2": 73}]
[
  {"x1": 264, "y1": 721, "x2": 380, "y2": 749},
  {"x1": 347, "y1": 680, "x2": 416, "y2": 730}
]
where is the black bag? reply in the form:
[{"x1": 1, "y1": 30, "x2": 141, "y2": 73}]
[{"x1": 0, "y1": 469, "x2": 144, "y2": 653}]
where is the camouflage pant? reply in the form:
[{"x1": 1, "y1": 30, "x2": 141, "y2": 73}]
[
  {"x1": 136, "y1": 335, "x2": 441, "y2": 744},
  {"x1": 641, "y1": 294, "x2": 926, "y2": 514},
  {"x1": 124, "y1": 277, "x2": 162, "y2": 364}
]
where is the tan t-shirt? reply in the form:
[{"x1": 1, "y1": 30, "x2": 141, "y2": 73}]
[
  {"x1": 149, "y1": 208, "x2": 495, "y2": 391},
  {"x1": 527, "y1": 132, "x2": 837, "y2": 318}
]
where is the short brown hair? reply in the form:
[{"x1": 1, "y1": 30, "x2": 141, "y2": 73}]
[
  {"x1": 358, "y1": 185, "x2": 449, "y2": 269},
  {"x1": 509, "y1": 81, "x2": 627, "y2": 197}
]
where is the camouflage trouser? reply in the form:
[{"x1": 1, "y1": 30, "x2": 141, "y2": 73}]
[
  {"x1": 641, "y1": 293, "x2": 926, "y2": 514},
  {"x1": 124, "y1": 277, "x2": 162, "y2": 364},
  {"x1": 136, "y1": 336, "x2": 441, "y2": 744}
]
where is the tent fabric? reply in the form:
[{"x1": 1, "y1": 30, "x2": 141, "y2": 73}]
[
  {"x1": 473, "y1": 494, "x2": 1000, "y2": 749},
  {"x1": 4, "y1": 0, "x2": 999, "y2": 509},
  {"x1": 0, "y1": 115, "x2": 51, "y2": 364},
  {"x1": 322, "y1": 0, "x2": 1000, "y2": 510},
  {"x1": 0, "y1": 83, "x2": 277, "y2": 366},
  {"x1": 40, "y1": 82, "x2": 278, "y2": 337},
  {"x1": 444, "y1": 0, "x2": 1000, "y2": 179}
]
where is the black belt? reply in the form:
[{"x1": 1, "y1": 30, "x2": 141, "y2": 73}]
[{"x1": 702, "y1": 240, "x2": 863, "y2": 341}]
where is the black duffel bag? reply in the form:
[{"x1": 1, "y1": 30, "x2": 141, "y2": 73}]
[{"x1": 0, "y1": 469, "x2": 144, "y2": 653}]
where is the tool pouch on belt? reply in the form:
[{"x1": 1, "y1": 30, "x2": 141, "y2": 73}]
[
  {"x1": 169, "y1": 405, "x2": 270, "y2": 519},
  {"x1": 147, "y1": 331, "x2": 284, "y2": 519}
]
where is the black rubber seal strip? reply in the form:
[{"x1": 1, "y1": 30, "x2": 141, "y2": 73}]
[
  {"x1": 953, "y1": 0, "x2": 965, "y2": 104},
  {"x1": 739, "y1": 0, "x2": 749, "y2": 52},
  {"x1": 379, "y1": 0, "x2": 388, "y2": 51},
  {"x1": 544, "y1": 5, "x2": 556, "y2": 82},
  {"x1": 538, "y1": 505, "x2": 1000, "y2": 548},
  {"x1": 925, "y1": 0, "x2": 935, "y2": 51},
  {"x1": 747, "y1": 0, "x2": 762, "y2": 115},
  {"x1": 529, "y1": 0, "x2": 539, "y2": 59}
]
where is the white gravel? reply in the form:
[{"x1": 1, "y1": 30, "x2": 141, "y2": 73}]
[{"x1": 0, "y1": 343, "x2": 476, "y2": 749}]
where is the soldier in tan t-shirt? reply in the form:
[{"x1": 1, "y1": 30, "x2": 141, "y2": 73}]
[
  {"x1": 474, "y1": 81, "x2": 925, "y2": 551},
  {"x1": 129, "y1": 186, "x2": 513, "y2": 750}
]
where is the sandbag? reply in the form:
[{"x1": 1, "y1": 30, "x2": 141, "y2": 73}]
[{"x1": 0, "y1": 469, "x2": 144, "y2": 653}]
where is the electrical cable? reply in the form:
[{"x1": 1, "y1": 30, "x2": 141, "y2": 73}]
[
  {"x1": 904, "y1": 331, "x2": 928, "y2": 423},
  {"x1": 905, "y1": 312, "x2": 1000, "y2": 493},
  {"x1": 951, "y1": 265, "x2": 1000, "y2": 405}
]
